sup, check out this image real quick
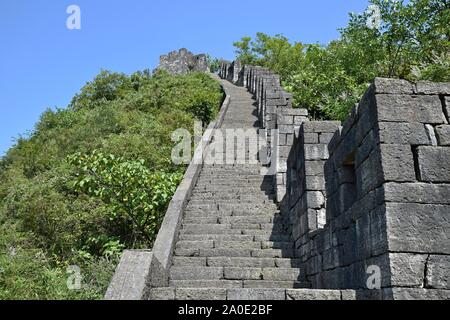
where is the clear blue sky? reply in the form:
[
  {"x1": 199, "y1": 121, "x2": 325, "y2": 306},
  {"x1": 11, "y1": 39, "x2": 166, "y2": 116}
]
[{"x1": 0, "y1": 0, "x2": 370, "y2": 155}]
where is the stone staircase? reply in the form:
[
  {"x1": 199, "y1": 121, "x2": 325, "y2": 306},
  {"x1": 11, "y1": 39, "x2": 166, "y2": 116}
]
[{"x1": 149, "y1": 79, "x2": 318, "y2": 300}]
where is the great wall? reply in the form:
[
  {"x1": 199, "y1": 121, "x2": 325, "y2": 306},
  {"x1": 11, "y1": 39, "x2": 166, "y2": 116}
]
[{"x1": 104, "y1": 52, "x2": 450, "y2": 300}]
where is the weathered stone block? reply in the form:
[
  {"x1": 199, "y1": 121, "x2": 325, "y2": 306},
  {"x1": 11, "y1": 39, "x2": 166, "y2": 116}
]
[
  {"x1": 263, "y1": 268, "x2": 303, "y2": 281},
  {"x1": 280, "y1": 115, "x2": 294, "y2": 125},
  {"x1": 378, "y1": 122, "x2": 430, "y2": 145},
  {"x1": 305, "y1": 161, "x2": 325, "y2": 176},
  {"x1": 383, "y1": 182, "x2": 450, "y2": 205},
  {"x1": 207, "y1": 257, "x2": 276, "y2": 268},
  {"x1": 356, "y1": 151, "x2": 384, "y2": 196},
  {"x1": 105, "y1": 250, "x2": 153, "y2": 300},
  {"x1": 417, "y1": 146, "x2": 450, "y2": 182},
  {"x1": 149, "y1": 288, "x2": 175, "y2": 300},
  {"x1": 373, "y1": 77, "x2": 414, "y2": 94},
  {"x1": 170, "y1": 280, "x2": 242, "y2": 289},
  {"x1": 341, "y1": 290, "x2": 357, "y2": 300},
  {"x1": 383, "y1": 288, "x2": 450, "y2": 300},
  {"x1": 327, "y1": 130, "x2": 342, "y2": 155},
  {"x1": 415, "y1": 81, "x2": 450, "y2": 95},
  {"x1": 436, "y1": 125, "x2": 450, "y2": 146},
  {"x1": 305, "y1": 176, "x2": 325, "y2": 191},
  {"x1": 445, "y1": 97, "x2": 450, "y2": 122},
  {"x1": 294, "y1": 115, "x2": 308, "y2": 125},
  {"x1": 172, "y1": 257, "x2": 207, "y2": 266},
  {"x1": 224, "y1": 268, "x2": 262, "y2": 280},
  {"x1": 319, "y1": 133, "x2": 335, "y2": 144},
  {"x1": 426, "y1": 255, "x2": 450, "y2": 289},
  {"x1": 322, "y1": 247, "x2": 340, "y2": 271},
  {"x1": 227, "y1": 289, "x2": 285, "y2": 300},
  {"x1": 385, "y1": 203, "x2": 450, "y2": 254},
  {"x1": 170, "y1": 267, "x2": 223, "y2": 280},
  {"x1": 389, "y1": 253, "x2": 427, "y2": 287},
  {"x1": 355, "y1": 214, "x2": 371, "y2": 260},
  {"x1": 376, "y1": 94, "x2": 444, "y2": 124},
  {"x1": 305, "y1": 254, "x2": 322, "y2": 276},
  {"x1": 379, "y1": 144, "x2": 416, "y2": 182},
  {"x1": 175, "y1": 288, "x2": 227, "y2": 300},
  {"x1": 278, "y1": 133, "x2": 287, "y2": 145},
  {"x1": 369, "y1": 205, "x2": 388, "y2": 256},
  {"x1": 306, "y1": 191, "x2": 325, "y2": 209},
  {"x1": 303, "y1": 133, "x2": 319, "y2": 144},
  {"x1": 355, "y1": 129, "x2": 377, "y2": 168},
  {"x1": 303, "y1": 121, "x2": 341, "y2": 133},
  {"x1": 304, "y1": 145, "x2": 329, "y2": 160},
  {"x1": 286, "y1": 134, "x2": 294, "y2": 145},
  {"x1": 278, "y1": 125, "x2": 294, "y2": 134},
  {"x1": 286, "y1": 289, "x2": 341, "y2": 300}
]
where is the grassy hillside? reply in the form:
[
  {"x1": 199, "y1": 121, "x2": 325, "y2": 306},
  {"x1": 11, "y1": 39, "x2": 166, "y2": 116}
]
[{"x1": 0, "y1": 69, "x2": 223, "y2": 299}]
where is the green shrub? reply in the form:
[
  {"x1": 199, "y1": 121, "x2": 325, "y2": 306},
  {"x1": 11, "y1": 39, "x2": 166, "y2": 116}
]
[
  {"x1": 234, "y1": 0, "x2": 449, "y2": 120},
  {"x1": 0, "y1": 69, "x2": 223, "y2": 299}
]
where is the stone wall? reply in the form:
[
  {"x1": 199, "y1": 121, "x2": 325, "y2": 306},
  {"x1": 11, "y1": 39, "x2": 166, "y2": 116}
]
[
  {"x1": 219, "y1": 61, "x2": 450, "y2": 299},
  {"x1": 157, "y1": 48, "x2": 209, "y2": 75},
  {"x1": 219, "y1": 61, "x2": 306, "y2": 202}
]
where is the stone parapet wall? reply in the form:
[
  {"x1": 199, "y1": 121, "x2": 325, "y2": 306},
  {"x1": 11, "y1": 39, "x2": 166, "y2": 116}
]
[
  {"x1": 219, "y1": 61, "x2": 450, "y2": 299},
  {"x1": 157, "y1": 48, "x2": 209, "y2": 75},
  {"x1": 219, "y1": 61, "x2": 306, "y2": 202}
]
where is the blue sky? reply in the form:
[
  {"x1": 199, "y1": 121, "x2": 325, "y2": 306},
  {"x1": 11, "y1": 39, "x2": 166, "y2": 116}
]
[{"x1": 0, "y1": 0, "x2": 370, "y2": 155}]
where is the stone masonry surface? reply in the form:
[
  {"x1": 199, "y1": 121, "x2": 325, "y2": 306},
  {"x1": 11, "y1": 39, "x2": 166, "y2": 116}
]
[
  {"x1": 156, "y1": 48, "x2": 209, "y2": 75},
  {"x1": 108, "y1": 60, "x2": 450, "y2": 300}
]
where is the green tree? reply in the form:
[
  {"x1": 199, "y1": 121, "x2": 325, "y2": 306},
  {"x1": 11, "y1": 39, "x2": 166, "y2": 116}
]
[{"x1": 68, "y1": 151, "x2": 182, "y2": 245}]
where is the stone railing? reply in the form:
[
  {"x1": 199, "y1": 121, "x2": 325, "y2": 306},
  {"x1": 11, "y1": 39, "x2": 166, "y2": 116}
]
[{"x1": 219, "y1": 61, "x2": 450, "y2": 300}]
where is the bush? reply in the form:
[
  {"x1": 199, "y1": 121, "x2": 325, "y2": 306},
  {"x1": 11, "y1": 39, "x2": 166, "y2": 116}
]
[
  {"x1": 0, "y1": 69, "x2": 223, "y2": 299},
  {"x1": 234, "y1": 0, "x2": 449, "y2": 120}
]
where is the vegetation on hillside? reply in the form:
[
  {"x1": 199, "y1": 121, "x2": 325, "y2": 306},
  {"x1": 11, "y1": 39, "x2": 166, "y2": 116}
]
[
  {"x1": 0, "y1": 70, "x2": 223, "y2": 299},
  {"x1": 234, "y1": 0, "x2": 449, "y2": 120},
  {"x1": 0, "y1": 0, "x2": 447, "y2": 301}
]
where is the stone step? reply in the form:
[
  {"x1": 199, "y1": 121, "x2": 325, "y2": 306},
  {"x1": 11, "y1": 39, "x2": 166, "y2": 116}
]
[
  {"x1": 177, "y1": 234, "x2": 291, "y2": 242},
  {"x1": 169, "y1": 267, "x2": 305, "y2": 282},
  {"x1": 174, "y1": 248, "x2": 252, "y2": 258},
  {"x1": 206, "y1": 257, "x2": 301, "y2": 268},
  {"x1": 172, "y1": 257, "x2": 207, "y2": 266},
  {"x1": 189, "y1": 194, "x2": 276, "y2": 201},
  {"x1": 174, "y1": 248, "x2": 293, "y2": 259},
  {"x1": 180, "y1": 224, "x2": 285, "y2": 234},
  {"x1": 175, "y1": 240, "x2": 214, "y2": 250},
  {"x1": 199, "y1": 170, "x2": 268, "y2": 175},
  {"x1": 214, "y1": 241, "x2": 262, "y2": 249},
  {"x1": 187, "y1": 199, "x2": 275, "y2": 206},
  {"x1": 183, "y1": 210, "x2": 281, "y2": 218},
  {"x1": 223, "y1": 268, "x2": 304, "y2": 281},
  {"x1": 177, "y1": 234, "x2": 254, "y2": 242},
  {"x1": 254, "y1": 234, "x2": 292, "y2": 242},
  {"x1": 149, "y1": 288, "x2": 352, "y2": 300},
  {"x1": 182, "y1": 215, "x2": 279, "y2": 225},
  {"x1": 166, "y1": 280, "x2": 309, "y2": 290},
  {"x1": 241, "y1": 229, "x2": 287, "y2": 237},
  {"x1": 180, "y1": 224, "x2": 242, "y2": 235},
  {"x1": 243, "y1": 281, "x2": 310, "y2": 289},
  {"x1": 170, "y1": 267, "x2": 223, "y2": 281},
  {"x1": 174, "y1": 240, "x2": 292, "y2": 250},
  {"x1": 169, "y1": 280, "x2": 243, "y2": 289},
  {"x1": 192, "y1": 189, "x2": 274, "y2": 195},
  {"x1": 201, "y1": 166, "x2": 261, "y2": 170},
  {"x1": 251, "y1": 249, "x2": 295, "y2": 258},
  {"x1": 185, "y1": 203, "x2": 278, "y2": 212}
]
